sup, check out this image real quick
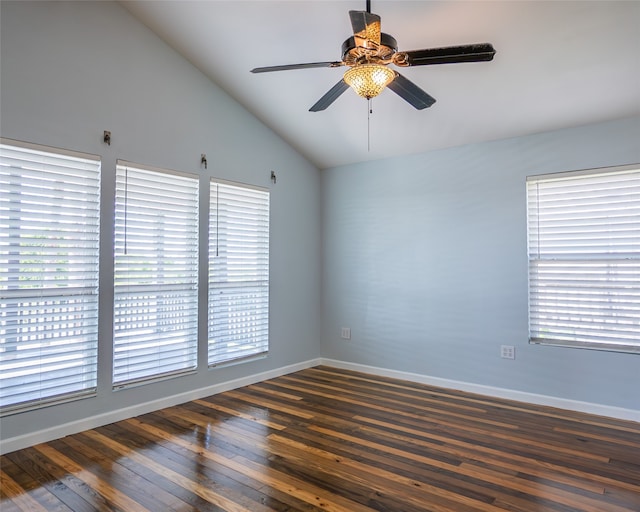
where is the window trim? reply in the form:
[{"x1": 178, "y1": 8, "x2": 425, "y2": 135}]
[
  {"x1": 112, "y1": 160, "x2": 200, "y2": 389},
  {"x1": 0, "y1": 137, "x2": 101, "y2": 163},
  {"x1": 0, "y1": 138, "x2": 101, "y2": 415},
  {"x1": 208, "y1": 178, "x2": 270, "y2": 367},
  {"x1": 526, "y1": 163, "x2": 640, "y2": 354}
]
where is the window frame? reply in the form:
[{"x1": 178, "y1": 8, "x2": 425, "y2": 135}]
[
  {"x1": 0, "y1": 138, "x2": 101, "y2": 415},
  {"x1": 208, "y1": 178, "x2": 270, "y2": 367},
  {"x1": 526, "y1": 163, "x2": 640, "y2": 354},
  {"x1": 112, "y1": 160, "x2": 200, "y2": 389}
]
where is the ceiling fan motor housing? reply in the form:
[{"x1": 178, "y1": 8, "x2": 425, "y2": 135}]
[{"x1": 341, "y1": 33, "x2": 399, "y2": 66}]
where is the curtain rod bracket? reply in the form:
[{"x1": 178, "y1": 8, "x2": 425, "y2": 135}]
[
  {"x1": 201, "y1": 154, "x2": 207, "y2": 169},
  {"x1": 103, "y1": 130, "x2": 111, "y2": 146}
]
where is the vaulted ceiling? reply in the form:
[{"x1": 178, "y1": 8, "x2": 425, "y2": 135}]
[{"x1": 121, "y1": 1, "x2": 640, "y2": 169}]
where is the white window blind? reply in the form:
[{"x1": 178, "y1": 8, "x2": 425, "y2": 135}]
[
  {"x1": 209, "y1": 180, "x2": 269, "y2": 366},
  {"x1": 0, "y1": 140, "x2": 100, "y2": 413},
  {"x1": 527, "y1": 165, "x2": 640, "y2": 353},
  {"x1": 113, "y1": 162, "x2": 199, "y2": 387}
]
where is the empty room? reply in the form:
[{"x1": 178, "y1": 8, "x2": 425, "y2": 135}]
[{"x1": 1, "y1": 1, "x2": 639, "y2": 511}]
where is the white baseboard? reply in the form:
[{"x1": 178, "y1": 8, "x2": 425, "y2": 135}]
[
  {"x1": 320, "y1": 358, "x2": 640, "y2": 423},
  {"x1": 0, "y1": 358, "x2": 322, "y2": 455},
  {"x1": 3, "y1": 356, "x2": 637, "y2": 454}
]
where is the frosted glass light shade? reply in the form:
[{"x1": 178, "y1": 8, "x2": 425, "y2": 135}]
[{"x1": 343, "y1": 64, "x2": 396, "y2": 99}]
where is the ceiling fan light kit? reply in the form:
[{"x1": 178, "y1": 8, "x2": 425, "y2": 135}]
[
  {"x1": 343, "y1": 64, "x2": 396, "y2": 99},
  {"x1": 251, "y1": 3, "x2": 495, "y2": 111}
]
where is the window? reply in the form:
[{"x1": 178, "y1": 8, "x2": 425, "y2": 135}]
[
  {"x1": 527, "y1": 165, "x2": 640, "y2": 353},
  {"x1": 0, "y1": 140, "x2": 100, "y2": 413},
  {"x1": 113, "y1": 162, "x2": 198, "y2": 387},
  {"x1": 209, "y1": 180, "x2": 269, "y2": 366}
]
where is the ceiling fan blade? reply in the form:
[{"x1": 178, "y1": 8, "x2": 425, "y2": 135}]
[
  {"x1": 387, "y1": 73, "x2": 436, "y2": 110},
  {"x1": 349, "y1": 10, "x2": 381, "y2": 48},
  {"x1": 309, "y1": 80, "x2": 350, "y2": 112},
  {"x1": 401, "y1": 43, "x2": 496, "y2": 66},
  {"x1": 251, "y1": 61, "x2": 343, "y2": 73}
]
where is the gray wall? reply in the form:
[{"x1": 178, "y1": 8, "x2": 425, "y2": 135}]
[
  {"x1": 0, "y1": 1, "x2": 322, "y2": 441},
  {"x1": 322, "y1": 117, "x2": 640, "y2": 411},
  {"x1": 2, "y1": 0, "x2": 638, "y2": 446}
]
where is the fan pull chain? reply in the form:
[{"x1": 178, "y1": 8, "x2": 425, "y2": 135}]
[{"x1": 367, "y1": 98, "x2": 372, "y2": 152}]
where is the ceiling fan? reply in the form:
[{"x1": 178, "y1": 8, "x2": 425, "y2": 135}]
[{"x1": 251, "y1": 1, "x2": 496, "y2": 112}]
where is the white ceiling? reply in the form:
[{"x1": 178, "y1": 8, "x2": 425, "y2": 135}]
[{"x1": 121, "y1": 0, "x2": 640, "y2": 170}]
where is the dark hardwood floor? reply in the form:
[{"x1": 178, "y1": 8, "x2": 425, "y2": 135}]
[{"x1": 1, "y1": 366, "x2": 639, "y2": 511}]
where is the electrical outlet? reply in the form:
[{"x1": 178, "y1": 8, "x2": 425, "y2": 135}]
[
  {"x1": 501, "y1": 345, "x2": 515, "y2": 360},
  {"x1": 341, "y1": 327, "x2": 351, "y2": 340}
]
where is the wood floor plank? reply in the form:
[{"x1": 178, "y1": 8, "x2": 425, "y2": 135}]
[
  {"x1": 168, "y1": 404, "x2": 495, "y2": 511},
  {"x1": 81, "y1": 429, "x2": 259, "y2": 512},
  {"x1": 75, "y1": 426, "x2": 223, "y2": 512},
  {"x1": 2, "y1": 365, "x2": 639, "y2": 511},
  {"x1": 102, "y1": 421, "x2": 311, "y2": 512},
  {"x1": 255, "y1": 379, "x2": 611, "y2": 469},
  {"x1": 7, "y1": 445, "x2": 121, "y2": 512},
  {"x1": 191, "y1": 398, "x2": 288, "y2": 430},
  {"x1": 308, "y1": 367, "x2": 638, "y2": 433},
  {"x1": 0, "y1": 468, "x2": 51, "y2": 512},
  {"x1": 276, "y1": 424, "x2": 582, "y2": 512},
  {"x1": 305, "y1": 424, "x2": 621, "y2": 512},
  {"x1": 286, "y1": 412, "x2": 607, "y2": 496},
  {"x1": 4, "y1": 448, "x2": 98, "y2": 512},
  {"x1": 32, "y1": 443, "x2": 151, "y2": 512},
  {"x1": 50, "y1": 435, "x2": 192, "y2": 512},
  {"x1": 264, "y1": 432, "x2": 503, "y2": 512},
  {"x1": 353, "y1": 414, "x2": 640, "y2": 494},
  {"x1": 120, "y1": 413, "x2": 335, "y2": 512},
  {"x1": 127, "y1": 416, "x2": 379, "y2": 512},
  {"x1": 265, "y1": 376, "x2": 522, "y2": 431}
]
